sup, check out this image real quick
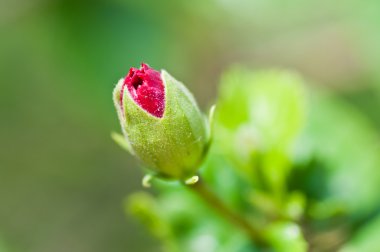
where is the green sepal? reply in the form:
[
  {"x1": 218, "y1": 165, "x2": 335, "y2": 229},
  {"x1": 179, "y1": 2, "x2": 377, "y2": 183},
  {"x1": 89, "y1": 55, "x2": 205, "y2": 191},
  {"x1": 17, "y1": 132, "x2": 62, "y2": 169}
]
[
  {"x1": 207, "y1": 104, "x2": 216, "y2": 145},
  {"x1": 111, "y1": 131, "x2": 134, "y2": 155}
]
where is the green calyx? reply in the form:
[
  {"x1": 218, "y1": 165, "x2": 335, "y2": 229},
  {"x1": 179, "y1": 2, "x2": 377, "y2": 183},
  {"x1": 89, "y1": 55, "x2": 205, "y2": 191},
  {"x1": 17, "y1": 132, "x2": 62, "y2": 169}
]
[{"x1": 113, "y1": 70, "x2": 210, "y2": 180}]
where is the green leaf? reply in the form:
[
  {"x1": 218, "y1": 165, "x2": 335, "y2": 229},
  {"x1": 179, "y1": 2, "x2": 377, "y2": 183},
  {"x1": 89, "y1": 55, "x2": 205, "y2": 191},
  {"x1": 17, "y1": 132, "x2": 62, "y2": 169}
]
[
  {"x1": 217, "y1": 68, "x2": 307, "y2": 152},
  {"x1": 264, "y1": 222, "x2": 308, "y2": 252},
  {"x1": 341, "y1": 214, "x2": 380, "y2": 252},
  {"x1": 154, "y1": 184, "x2": 253, "y2": 252},
  {"x1": 126, "y1": 192, "x2": 178, "y2": 252},
  {"x1": 215, "y1": 68, "x2": 308, "y2": 195},
  {"x1": 246, "y1": 71, "x2": 307, "y2": 152},
  {"x1": 299, "y1": 92, "x2": 380, "y2": 215},
  {"x1": 284, "y1": 192, "x2": 306, "y2": 221}
]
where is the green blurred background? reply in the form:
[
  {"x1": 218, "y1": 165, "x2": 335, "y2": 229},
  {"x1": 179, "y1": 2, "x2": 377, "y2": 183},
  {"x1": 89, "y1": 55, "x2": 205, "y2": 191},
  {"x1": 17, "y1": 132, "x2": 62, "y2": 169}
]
[{"x1": 1, "y1": 0, "x2": 380, "y2": 251}]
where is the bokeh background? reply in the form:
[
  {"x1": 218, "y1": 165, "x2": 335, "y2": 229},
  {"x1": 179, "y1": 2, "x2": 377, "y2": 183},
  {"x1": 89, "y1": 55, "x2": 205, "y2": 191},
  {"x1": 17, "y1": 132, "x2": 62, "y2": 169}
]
[{"x1": 1, "y1": 0, "x2": 380, "y2": 251}]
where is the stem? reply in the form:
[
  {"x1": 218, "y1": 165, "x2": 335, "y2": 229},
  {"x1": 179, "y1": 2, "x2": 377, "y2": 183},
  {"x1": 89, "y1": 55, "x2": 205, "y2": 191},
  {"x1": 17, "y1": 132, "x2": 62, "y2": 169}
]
[{"x1": 185, "y1": 177, "x2": 266, "y2": 246}]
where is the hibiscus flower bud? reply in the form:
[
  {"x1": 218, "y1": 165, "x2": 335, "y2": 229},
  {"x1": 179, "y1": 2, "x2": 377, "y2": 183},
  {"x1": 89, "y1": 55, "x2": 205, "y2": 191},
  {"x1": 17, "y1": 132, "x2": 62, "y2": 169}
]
[{"x1": 113, "y1": 63, "x2": 210, "y2": 180}]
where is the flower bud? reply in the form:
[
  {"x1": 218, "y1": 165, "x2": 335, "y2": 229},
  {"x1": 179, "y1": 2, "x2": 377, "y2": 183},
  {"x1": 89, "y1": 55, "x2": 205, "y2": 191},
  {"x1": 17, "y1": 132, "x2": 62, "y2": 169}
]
[{"x1": 113, "y1": 63, "x2": 209, "y2": 180}]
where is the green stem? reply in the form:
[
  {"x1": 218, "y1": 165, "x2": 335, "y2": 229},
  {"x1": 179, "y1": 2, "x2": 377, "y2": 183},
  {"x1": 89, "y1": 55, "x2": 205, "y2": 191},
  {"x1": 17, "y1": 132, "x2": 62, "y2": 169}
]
[{"x1": 185, "y1": 177, "x2": 266, "y2": 246}]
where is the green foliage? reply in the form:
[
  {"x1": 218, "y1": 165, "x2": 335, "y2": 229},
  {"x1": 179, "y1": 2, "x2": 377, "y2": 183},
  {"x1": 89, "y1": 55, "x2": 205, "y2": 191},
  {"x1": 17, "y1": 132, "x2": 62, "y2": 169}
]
[
  {"x1": 122, "y1": 68, "x2": 380, "y2": 251},
  {"x1": 215, "y1": 68, "x2": 307, "y2": 197},
  {"x1": 4, "y1": 1, "x2": 380, "y2": 251},
  {"x1": 299, "y1": 93, "x2": 380, "y2": 215}
]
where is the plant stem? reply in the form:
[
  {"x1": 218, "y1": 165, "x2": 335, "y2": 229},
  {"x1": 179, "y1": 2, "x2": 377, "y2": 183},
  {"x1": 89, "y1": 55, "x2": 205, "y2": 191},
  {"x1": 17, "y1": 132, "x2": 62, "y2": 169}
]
[{"x1": 185, "y1": 177, "x2": 266, "y2": 246}]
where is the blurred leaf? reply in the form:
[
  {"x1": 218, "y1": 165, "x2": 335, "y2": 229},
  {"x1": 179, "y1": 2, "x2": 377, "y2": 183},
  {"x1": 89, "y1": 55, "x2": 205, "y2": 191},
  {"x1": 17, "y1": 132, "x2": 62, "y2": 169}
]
[
  {"x1": 217, "y1": 68, "x2": 307, "y2": 151},
  {"x1": 264, "y1": 222, "x2": 308, "y2": 252},
  {"x1": 215, "y1": 68, "x2": 308, "y2": 196},
  {"x1": 151, "y1": 182, "x2": 253, "y2": 252},
  {"x1": 308, "y1": 200, "x2": 347, "y2": 221},
  {"x1": 250, "y1": 191, "x2": 278, "y2": 217},
  {"x1": 284, "y1": 192, "x2": 306, "y2": 221},
  {"x1": 126, "y1": 192, "x2": 178, "y2": 252},
  {"x1": 299, "y1": 92, "x2": 380, "y2": 215},
  {"x1": 246, "y1": 70, "x2": 307, "y2": 152},
  {"x1": 201, "y1": 152, "x2": 252, "y2": 211},
  {"x1": 217, "y1": 68, "x2": 254, "y2": 130},
  {"x1": 183, "y1": 222, "x2": 253, "y2": 252},
  {"x1": 158, "y1": 186, "x2": 210, "y2": 238},
  {"x1": 288, "y1": 159, "x2": 330, "y2": 201},
  {"x1": 340, "y1": 215, "x2": 380, "y2": 252}
]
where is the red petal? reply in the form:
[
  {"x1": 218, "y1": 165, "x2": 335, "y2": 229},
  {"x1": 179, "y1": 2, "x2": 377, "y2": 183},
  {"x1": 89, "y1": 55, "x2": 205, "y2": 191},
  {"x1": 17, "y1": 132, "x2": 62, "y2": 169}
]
[{"x1": 121, "y1": 63, "x2": 165, "y2": 118}]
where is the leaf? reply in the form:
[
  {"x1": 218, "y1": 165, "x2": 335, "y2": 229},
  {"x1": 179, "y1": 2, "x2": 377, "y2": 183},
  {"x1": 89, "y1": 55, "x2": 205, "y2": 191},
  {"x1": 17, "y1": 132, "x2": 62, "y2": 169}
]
[
  {"x1": 340, "y1": 214, "x2": 380, "y2": 252},
  {"x1": 216, "y1": 68, "x2": 307, "y2": 153},
  {"x1": 154, "y1": 184, "x2": 253, "y2": 252},
  {"x1": 126, "y1": 192, "x2": 178, "y2": 252},
  {"x1": 246, "y1": 70, "x2": 307, "y2": 152},
  {"x1": 215, "y1": 68, "x2": 308, "y2": 195},
  {"x1": 299, "y1": 92, "x2": 380, "y2": 215},
  {"x1": 264, "y1": 222, "x2": 308, "y2": 252}
]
